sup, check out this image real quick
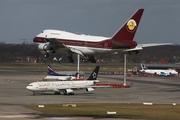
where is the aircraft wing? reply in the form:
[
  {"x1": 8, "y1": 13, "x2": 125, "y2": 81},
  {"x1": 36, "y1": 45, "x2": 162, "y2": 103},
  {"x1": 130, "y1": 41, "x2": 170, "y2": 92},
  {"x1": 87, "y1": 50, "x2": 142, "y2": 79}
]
[
  {"x1": 124, "y1": 43, "x2": 173, "y2": 52},
  {"x1": 58, "y1": 85, "x2": 110, "y2": 90},
  {"x1": 46, "y1": 38, "x2": 85, "y2": 56},
  {"x1": 66, "y1": 46, "x2": 84, "y2": 56},
  {"x1": 46, "y1": 38, "x2": 68, "y2": 50}
]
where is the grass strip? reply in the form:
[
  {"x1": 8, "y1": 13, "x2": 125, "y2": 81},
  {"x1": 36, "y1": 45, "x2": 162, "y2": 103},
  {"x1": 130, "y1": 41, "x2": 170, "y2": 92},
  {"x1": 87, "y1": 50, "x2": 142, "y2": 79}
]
[{"x1": 25, "y1": 103, "x2": 180, "y2": 119}]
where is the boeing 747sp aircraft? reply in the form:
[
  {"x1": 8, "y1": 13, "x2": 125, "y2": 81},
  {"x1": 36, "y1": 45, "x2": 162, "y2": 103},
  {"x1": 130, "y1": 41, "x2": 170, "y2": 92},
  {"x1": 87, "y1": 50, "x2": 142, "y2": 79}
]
[
  {"x1": 27, "y1": 66, "x2": 101, "y2": 95},
  {"x1": 33, "y1": 9, "x2": 172, "y2": 63}
]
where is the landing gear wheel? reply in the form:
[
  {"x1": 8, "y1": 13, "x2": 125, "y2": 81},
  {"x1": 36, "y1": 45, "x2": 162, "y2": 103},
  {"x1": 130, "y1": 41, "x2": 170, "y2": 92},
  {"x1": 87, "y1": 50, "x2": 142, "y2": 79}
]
[
  {"x1": 44, "y1": 53, "x2": 49, "y2": 58},
  {"x1": 54, "y1": 92, "x2": 61, "y2": 95},
  {"x1": 68, "y1": 56, "x2": 74, "y2": 63},
  {"x1": 88, "y1": 55, "x2": 96, "y2": 63},
  {"x1": 70, "y1": 59, "x2": 74, "y2": 63},
  {"x1": 69, "y1": 93, "x2": 75, "y2": 95},
  {"x1": 52, "y1": 50, "x2": 56, "y2": 54},
  {"x1": 91, "y1": 59, "x2": 96, "y2": 63},
  {"x1": 63, "y1": 92, "x2": 74, "y2": 95}
]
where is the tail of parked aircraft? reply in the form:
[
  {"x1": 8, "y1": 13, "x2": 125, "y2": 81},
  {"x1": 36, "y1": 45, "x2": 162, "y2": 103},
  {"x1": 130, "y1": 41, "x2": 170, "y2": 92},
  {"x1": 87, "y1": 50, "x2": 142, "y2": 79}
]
[
  {"x1": 111, "y1": 9, "x2": 144, "y2": 48},
  {"x1": 140, "y1": 63, "x2": 148, "y2": 71},
  {"x1": 87, "y1": 66, "x2": 100, "y2": 80},
  {"x1": 47, "y1": 65, "x2": 59, "y2": 76}
]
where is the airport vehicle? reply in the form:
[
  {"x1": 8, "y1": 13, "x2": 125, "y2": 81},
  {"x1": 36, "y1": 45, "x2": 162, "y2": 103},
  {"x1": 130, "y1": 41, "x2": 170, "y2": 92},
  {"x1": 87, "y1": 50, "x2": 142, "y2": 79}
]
[
  {"x1": 27, "y1": 66, "x2": 101, "y2": 95},
  {"x1": 33, "y1": 9, "x2": 172, "y2": 63},
  {"x1": 44, "y1": 66, "x2": 99, "y2": 81},
  {"x1": 140, "y1": 63, "x2": 178, "y2": 76},
  {"x1": 158, "y1": 72, "x2": 168, "y2": 77},
  {"x1": 47, "y1": 65, "x2": 85, "y2": 76}
]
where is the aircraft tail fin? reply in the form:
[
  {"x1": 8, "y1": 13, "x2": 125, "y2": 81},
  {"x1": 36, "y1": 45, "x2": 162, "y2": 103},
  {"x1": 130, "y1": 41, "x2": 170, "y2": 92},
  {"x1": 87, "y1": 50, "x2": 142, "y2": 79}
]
[
  {"x1": 87, "y1": 66, "x2": 100, "y2": 80},
  {"x1": 47, "y1": 65, "x2": 59, "y2": 76},
  {"x1": 111, "y1": 9, "x2": 144, "y2": 47},
  {"x1": 140, "y1": 63, "x2": 148, "y2": 70}
]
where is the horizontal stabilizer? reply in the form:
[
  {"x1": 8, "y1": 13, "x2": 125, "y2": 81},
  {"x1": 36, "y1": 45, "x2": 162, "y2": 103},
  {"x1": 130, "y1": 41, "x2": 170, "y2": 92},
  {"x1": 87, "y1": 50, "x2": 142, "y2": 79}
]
[
  {"x1": 136, "y1": 43, "x2": 173, "y2": 48},
  {"x1": 124, "y1": 43, "x2": 173, "y2": 52}
]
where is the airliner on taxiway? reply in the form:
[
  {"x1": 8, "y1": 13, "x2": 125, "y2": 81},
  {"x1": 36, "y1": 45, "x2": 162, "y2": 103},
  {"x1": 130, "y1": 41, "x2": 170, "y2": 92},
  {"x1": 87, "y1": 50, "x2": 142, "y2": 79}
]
[{"x1": 140, "y1": 63, "x2": 178, "y2": 76}]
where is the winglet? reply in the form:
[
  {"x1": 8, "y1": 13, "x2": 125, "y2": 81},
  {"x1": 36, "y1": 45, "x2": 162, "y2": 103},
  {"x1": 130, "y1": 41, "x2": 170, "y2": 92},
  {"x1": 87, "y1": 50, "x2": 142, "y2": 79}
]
[
  {"x1": 87, "y1": 66, "x2": 100, "y2": 80},
  {"x1": 111, "y1": 9, "x2": 144, "y2": 47}
]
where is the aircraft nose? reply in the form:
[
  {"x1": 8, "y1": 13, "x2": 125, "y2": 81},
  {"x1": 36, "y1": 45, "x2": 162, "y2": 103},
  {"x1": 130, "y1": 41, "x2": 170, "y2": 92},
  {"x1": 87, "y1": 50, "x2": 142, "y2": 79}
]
[
  {"x1": 33, "y1": 37, "x2": 37, "y2": 43},
  {"x1": 26, "y1": 86, "x2": 32, "y2": 91},
  {"x1": 26, "y1": 86, "x2": 30, "y2": 90}
]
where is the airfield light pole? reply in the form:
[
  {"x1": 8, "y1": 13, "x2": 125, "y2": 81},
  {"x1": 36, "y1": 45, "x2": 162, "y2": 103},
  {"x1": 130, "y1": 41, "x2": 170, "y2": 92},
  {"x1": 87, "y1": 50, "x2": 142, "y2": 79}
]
[
  {"x1": 19, "y1": 38, "x2": 32, "y2": 44},
  {"x1": 124, "y1": 54, "x2": 126, "y2": 86},
  {"x1": 77, "y1": 54, "x2": 80, "y2": 79}
]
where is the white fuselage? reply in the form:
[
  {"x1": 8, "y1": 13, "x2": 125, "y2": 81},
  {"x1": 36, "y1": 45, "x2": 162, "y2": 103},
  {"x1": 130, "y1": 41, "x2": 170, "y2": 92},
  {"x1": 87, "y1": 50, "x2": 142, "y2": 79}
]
[
  {"x1": 140, "y1": 69, "x2": 178, "y2": 76},
  {"x1": 44, "y1": 76, "x2": 76, "y2": 81},
  {"x1": 26, "y1": 81, "x2": 95, "y2": 92},
  {"x1": 54, "y1": 71, "x2": 85, "y2": 76},
  {"x1": 35, "y1": 29, "x2": 126, "y2": 55}
]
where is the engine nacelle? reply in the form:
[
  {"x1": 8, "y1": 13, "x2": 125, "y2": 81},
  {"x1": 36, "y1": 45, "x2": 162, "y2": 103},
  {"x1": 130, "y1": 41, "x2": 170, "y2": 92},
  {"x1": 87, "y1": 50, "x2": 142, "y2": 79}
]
[
  {"x1": 86, "y1": 87, "x2": 94, "y2": 92},
  {"x1": 53, "y1": 89, "x2": 59, "y2": 92},
  {"x1": 38, "y1": 43, "x2": 48, "y2": 51},
  {"x1": 64, "y1": 89, "x2": 73, "y2": 94},
  {"x1": 38, "y1": 43, "x2": 56, "y2": 58},
  {"x1": 38, "y1": 43, "x2": 55, "y2": 54}
]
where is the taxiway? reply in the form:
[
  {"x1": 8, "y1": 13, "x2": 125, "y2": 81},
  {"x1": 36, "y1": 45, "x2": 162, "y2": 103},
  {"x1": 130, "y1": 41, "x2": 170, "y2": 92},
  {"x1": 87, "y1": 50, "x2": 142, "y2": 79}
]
[{"x1": 0, "y1": 68, "x2": 180, "y2": 120}]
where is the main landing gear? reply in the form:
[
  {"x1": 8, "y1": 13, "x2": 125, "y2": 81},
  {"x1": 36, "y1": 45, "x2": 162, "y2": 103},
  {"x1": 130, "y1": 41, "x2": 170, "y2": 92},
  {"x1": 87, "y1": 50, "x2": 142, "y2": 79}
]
[
  {"x1": 88, "y1": 55, "x2": 96, "y2": 63},
  {"x1": 67, "y1": 51, "x2": 74, "y2": 63},
  {"x1": 67, "y1": 55, "x2": 96, "y2": 63},
  {"x1": 80, "y1": 55, "x2": 96, "y2": 63},
  {"x1": 67, "y1": 55, "x2": 74, "y2": 63},
  {"x1": 63, "y1": 92, "x2": 75, "y2": 95},
  {"x1": 44, "y1": 53, "x2": 49, "y2": 58},
  {"x1": 54, "y1": 91, "x2": 75, "y2": 95},
  {"x1": 54, "y1": 92, "x2": 61, "y2": 95}
]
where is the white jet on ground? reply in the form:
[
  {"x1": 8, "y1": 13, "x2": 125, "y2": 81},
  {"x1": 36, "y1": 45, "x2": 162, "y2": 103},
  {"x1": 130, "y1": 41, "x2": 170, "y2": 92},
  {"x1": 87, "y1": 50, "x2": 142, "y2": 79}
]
[{"x1": 140, "y1": 63, "x2": 178, "y2": 76}]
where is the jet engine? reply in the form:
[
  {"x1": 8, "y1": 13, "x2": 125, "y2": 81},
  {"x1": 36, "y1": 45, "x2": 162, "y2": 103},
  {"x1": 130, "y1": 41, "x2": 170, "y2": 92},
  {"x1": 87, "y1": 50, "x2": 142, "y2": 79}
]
[
  {"x1": 38, "y1": 43, "x2": 55, "y2": 58},
  {"x1": 86, "y1": 87, "x2": 94, "y2": 92},
  {"x1": 64, "y1": 89, "x2": 74, "y2": 94}
]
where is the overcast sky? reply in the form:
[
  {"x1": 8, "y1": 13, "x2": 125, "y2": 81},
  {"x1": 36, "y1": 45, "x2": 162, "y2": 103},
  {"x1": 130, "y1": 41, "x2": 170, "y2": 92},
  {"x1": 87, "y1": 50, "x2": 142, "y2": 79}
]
[{"x1": 0, "y1": 0, "x2": 180, "y2": 44}]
